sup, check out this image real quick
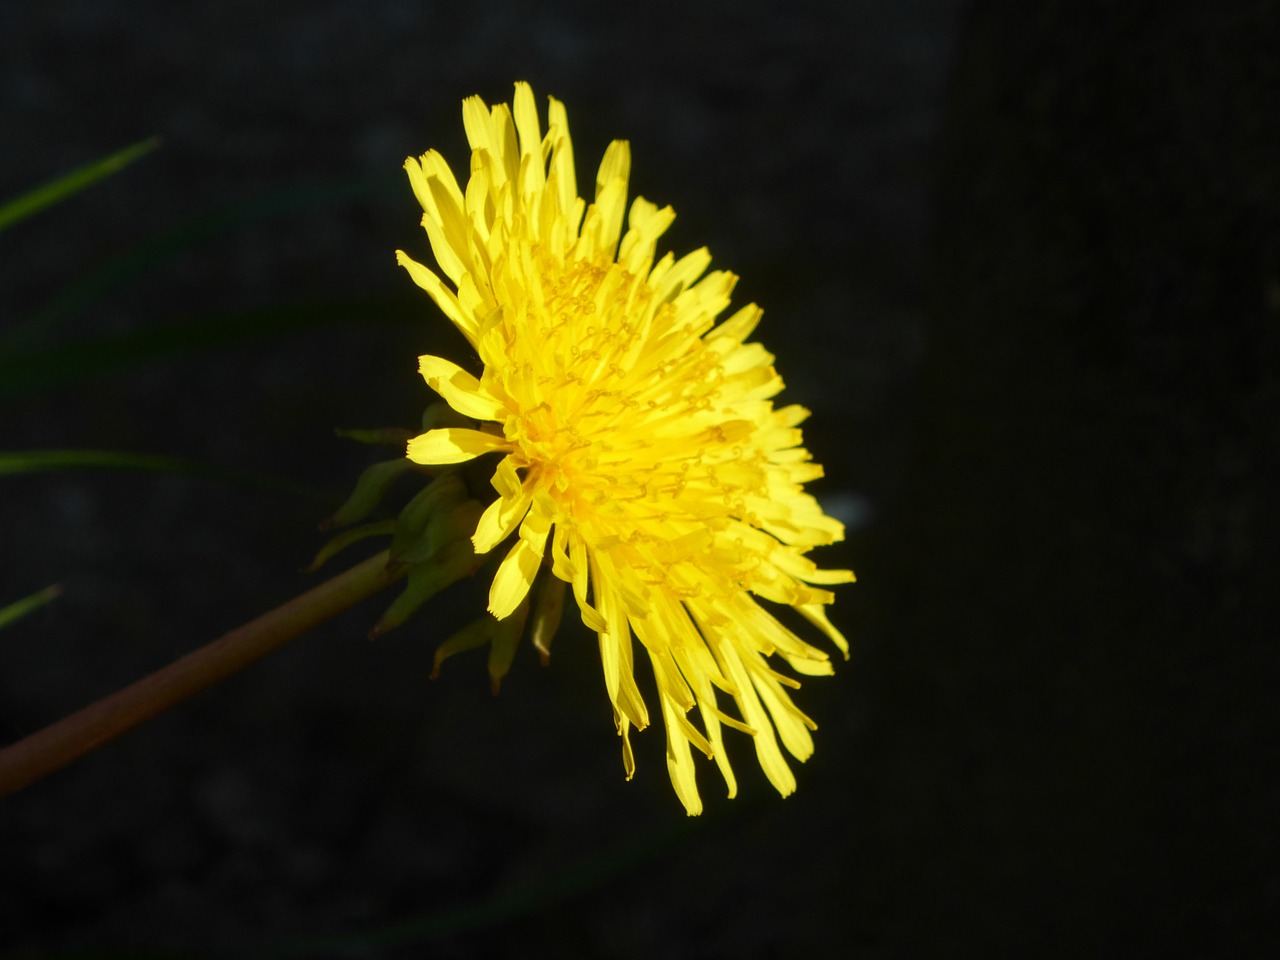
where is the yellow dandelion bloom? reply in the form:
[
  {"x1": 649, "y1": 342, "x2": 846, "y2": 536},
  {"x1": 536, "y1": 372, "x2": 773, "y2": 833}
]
[{"x1": 399, "y1": 82, "x2": 854, "y2": 815}]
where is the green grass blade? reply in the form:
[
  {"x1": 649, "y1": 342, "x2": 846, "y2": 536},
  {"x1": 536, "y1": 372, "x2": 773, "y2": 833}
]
[
  {"x1": 0, "y1": 136, "x2": 161, "y2": 233},
  {"x1": 0, "y1": 176, "x2": 398, "y2": 355},
  {"x1": 6, "y1": 949, "x2": 211, "y2": 960},
  {"x1": 252, "y1": 816, "x2": 708, "y2": 956},
  {"x1": 0, "y1": 296, "x2": 414, "y2": 405},
  {"x1": 0, "y1": 449, "x2": 334, "y2": 505},
  {"x1": 0, "y1": 584, "x2": 62, "y2": 631}
]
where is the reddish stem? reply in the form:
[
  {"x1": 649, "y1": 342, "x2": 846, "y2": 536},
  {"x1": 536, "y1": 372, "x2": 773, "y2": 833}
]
[{"x1": 0, "y1": 550, "x2": 404, "y2": 798}]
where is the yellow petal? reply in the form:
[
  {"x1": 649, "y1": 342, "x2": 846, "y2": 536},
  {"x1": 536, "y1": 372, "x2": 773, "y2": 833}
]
[
  {"x1": 395, "y1": 250, "x2": 476, "y2": 342},
  {"x1": 661, "y1": 697, "x2": 703, "y2": 816},
  {"x1": 798, "y1": 603, "x2": 850, "y2": 657},
  {"x1": 591, "y1": 141, "x2": 630, "y2": 256},
  {"x1": 618, "y1": 198, "x2": 675, "y2": 275},
  {"x1": 512, "y1": 82, "x2": 542, "y2": 163},
  {"x1": 615, "y1": 712, "x2": 636, "y2": 781},
  {"x1": 406, "y1": 427, "x2": 507, "y2": 465},
  {"x1": 421, "y1": 211, "x2": 466, "y2": 286},
  {"x1": 472, "y1": 458, "x2": 532, "y2": 554},
  {"x1": 595, "y1": 139, "x2": 630, "y2": 202},
  {"x1": 546, "y1": 96, "x2": 577, "y2": 213},
  {"x1": 488, "y1": 538, "x2": 543, "y2": 620},
  {"x1": 404, "y1": 151, "x2": 470, "y2": 284},
  {"x1": 706, "y1": 303, "x2": 763, "y2": 344},
  {"x1": 416, "y1": 149, "x2": 466, "y2": 218},
  {"x1": 462, "y1": 94, "x2": 494, "y2": 156},
  {"x1": 418, "y1": 354, "x2": 506, "y2": 421},
  {"x1": 403, "y1": 155, "x2": 434, "y2": 215},
  {"x1": 650, "y1": 247, "x2": 711, "y2": 305}
]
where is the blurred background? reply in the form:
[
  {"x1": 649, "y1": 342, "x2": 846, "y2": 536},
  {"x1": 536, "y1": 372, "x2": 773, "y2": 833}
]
[{"x1": 1, "y1": 1, "x2": 1275, "y2": 957}]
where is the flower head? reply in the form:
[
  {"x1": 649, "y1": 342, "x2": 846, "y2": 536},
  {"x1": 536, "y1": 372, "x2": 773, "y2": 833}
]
[{"x1": 399, "y1": 82, "x2": 853, "y2": 814}]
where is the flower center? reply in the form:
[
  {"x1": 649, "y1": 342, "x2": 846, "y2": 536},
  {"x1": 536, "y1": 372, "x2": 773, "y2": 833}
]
[{"x1": 496, "y1": 252, "x2": 667, "y2": 519}]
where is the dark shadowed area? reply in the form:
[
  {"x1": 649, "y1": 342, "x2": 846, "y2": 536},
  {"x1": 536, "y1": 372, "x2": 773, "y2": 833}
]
[{"x1": 1, "y1": 1, "x2": 1275, "y2": 957}]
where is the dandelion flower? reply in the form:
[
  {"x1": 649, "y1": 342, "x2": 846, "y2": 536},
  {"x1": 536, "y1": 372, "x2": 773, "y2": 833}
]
[{"x1": 399, "y1": 82, "x2": 854, "y2": 814}]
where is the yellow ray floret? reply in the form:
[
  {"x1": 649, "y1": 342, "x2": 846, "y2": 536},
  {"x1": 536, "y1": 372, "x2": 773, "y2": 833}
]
[{"x1": 399, "y1": 82, "x2": 854, "y2": 815}]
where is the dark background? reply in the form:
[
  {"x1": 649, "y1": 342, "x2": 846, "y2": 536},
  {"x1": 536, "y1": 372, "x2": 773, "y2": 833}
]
[{"x1": 2, "y1": 1, "x2": 1275, "y2": 957}]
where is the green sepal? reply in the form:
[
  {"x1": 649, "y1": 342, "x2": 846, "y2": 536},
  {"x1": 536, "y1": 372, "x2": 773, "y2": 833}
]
[
  {"x1": 427, "y1": 595, "x2": 529, "y2": 692},
  {"x1": 529, "y1": 574, "x2": 566, "y2": 666},
  {"x1": 487, "y1": 597, "x2": 530, "y2": 694},
  {"x1": 420, "y1": 400, "x2": 472, "y2": 432},
  {"x1": 430, "y1": 616, "x2": 492, "y2": 679},
  {"x1": 399, "y1": 497, "x2": 483, "y2": 567},
  {"x1": 388, "y1": 471, "x2": 468, "y2": 564},
  {"x1": 321, "y1": 457, "x2": 417, "y2": 529},
  {"x1": 432, "y1": 500, "x2": 483, "y2": 559},
  {"x1": 333, "y1": 426, "x2": 414, "y2": 446},
  {"x1": 369, "y1": 538, "x2": 481, "y2": 639},
  {"x1": 307, "y1": 519, "x2": 398, "y2": 572}
]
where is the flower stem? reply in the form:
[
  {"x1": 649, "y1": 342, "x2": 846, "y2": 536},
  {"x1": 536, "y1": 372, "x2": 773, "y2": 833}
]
[{"x1": 0, "y1": 549, "x2": 405, "y2": 798}]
